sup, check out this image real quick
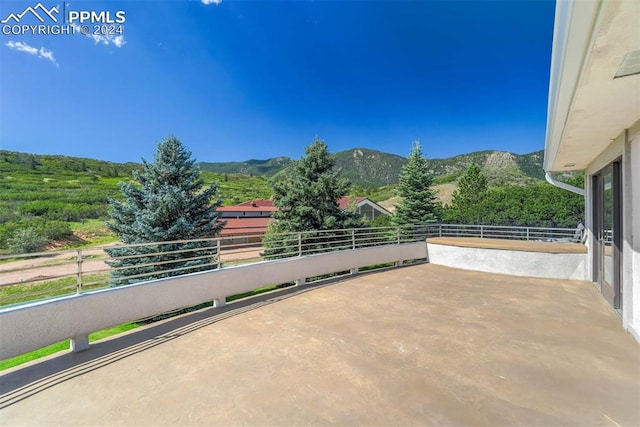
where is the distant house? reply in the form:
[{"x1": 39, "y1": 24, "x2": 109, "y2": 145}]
[
  {"x1": 337, "y1": 196, "x2": 391, "y2": 222},
  {"x1": 544, "y1": 0, "x2": 639, "y2": 341},
  {"x1": 217, "y1": 197, "x2": 390, "y2": 242},
  {"x1": 218, "y1": 199, "x2": 277, "y2": 219},
  {"x1": 218, "y1": 199, "x2": 276, "y2": 243}
]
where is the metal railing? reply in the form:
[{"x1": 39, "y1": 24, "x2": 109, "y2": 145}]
[
  {"x1": 0, "y1": 224, "x2": 431, "y2": 307},
  {"x1": 0, "y1": 223, "x2": 582, "y2": 307},
  {"x1": 427, "y1": 223, "x2": 583, "y2": 242}
]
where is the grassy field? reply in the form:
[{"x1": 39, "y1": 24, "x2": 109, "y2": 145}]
[
  {"x1": 68, "y1": 219, "x2": 119, "y2": 247},
  {"x1": 0, "y1": 273, "x2": 110, "y2": 307},
  {"x1": 0, "y1": 322, "x2": 139, "y2": 371}
]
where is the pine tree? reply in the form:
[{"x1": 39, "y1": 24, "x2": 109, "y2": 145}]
[
  {"x1": 393, "y1": 141, "x2": 438, "y2": 225},
  {"x1": 263, "y1": 139, "x2": 363, "y2": 258},
  {"x1": 106, "y1": 136, "x2": 225, "y2": 286},
  {"x1": 445, "y1": 162, "x2": 488, "y2": 223}
]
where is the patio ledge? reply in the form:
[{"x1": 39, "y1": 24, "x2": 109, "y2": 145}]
[{"x1": 427, "y1": 237, "x2": 586, "y2": 254}]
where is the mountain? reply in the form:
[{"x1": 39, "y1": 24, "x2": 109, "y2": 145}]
[
  {"x1": 198, "y1": 148, "x2": 546, "y2": 188},
  {"x1": 198, "y1": 157, "x2": 293, "y2": 176},
  {"x1": 425, "y1": 150, "x2": 545, "y2": 187},
  {"x1": 334, "y1": 148, "x2": 407, "y2": 187},
  {"x1": 0, "y1": 150, "x2": 140, "y2": 177},
  {"x1": 1, "y1": 147, "x2": 546, "y2": 190},
  {"x1": 197, "y1": 148, "x2": 407, "y2": 186}
]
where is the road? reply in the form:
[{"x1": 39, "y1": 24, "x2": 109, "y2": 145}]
[{"x1": 0, "y1": 246, "x2": 265, "y2": 288}]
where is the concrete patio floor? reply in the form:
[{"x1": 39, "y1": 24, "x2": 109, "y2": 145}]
[{"x1": 1, "y1": 264, "x2": 639, "y2": 426}]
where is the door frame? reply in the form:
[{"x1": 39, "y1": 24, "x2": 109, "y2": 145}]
[{"x1": 592, "y1": 160, "x2": 622, "y2": 309}]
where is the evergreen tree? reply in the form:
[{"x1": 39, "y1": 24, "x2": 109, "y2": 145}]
[
  {"x1": 445, "y1": 162, "x2": 488, "y2": 223},
  {"x1": 106, "y1": 136, "x2": 225, "y2": 286},
  {"x1": 263, "y1": 139, "x2": 363, "y2": 258},
  {"x1": 393, "y1": 141, "x2": 438, "y2": 225}
]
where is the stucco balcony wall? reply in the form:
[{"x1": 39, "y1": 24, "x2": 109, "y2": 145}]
[
  {"x1": 427, "y1": 237, "x2": 587, "y2": 280},
  {"x1": 0, "y1": 242, "x2": 426, "y2": 361}
]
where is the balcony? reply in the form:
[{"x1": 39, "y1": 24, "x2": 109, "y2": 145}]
[{"x1": 1, "y1": 225, "x2": 638, "y2": 425}]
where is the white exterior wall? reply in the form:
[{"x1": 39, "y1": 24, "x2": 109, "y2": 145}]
[
  {"x1": 544, "y1": 0, "x2": 639, "y2": 342},
  {"x1": 624, "y1": 123, "x2": 640, "y2": 341},
  {"x1": 427, "y1": 244, "x2": 586, "y2": 280},
  {"x1": 585, "y1": 120, "x2": 640, "y2": 342}
]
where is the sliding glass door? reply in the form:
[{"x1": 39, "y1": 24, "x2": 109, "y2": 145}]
[{"x1": 594, "y1": 161, "x2": 622, "y2": 309}]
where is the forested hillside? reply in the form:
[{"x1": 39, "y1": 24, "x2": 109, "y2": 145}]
[
  {"x1": 198, "y1": 157, "x2": 293, "y2": 176},
  {"x1": 334, "y1": 148, "x2": 407, "y2": 186},
  {"x1": 0, "y1": 150, "x2": 270, "y2": 251}
]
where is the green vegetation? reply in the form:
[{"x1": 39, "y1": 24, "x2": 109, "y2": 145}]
[
  {"x1": 0, "y1": 322, "x2": 139, "y2": 371},
  {"x1": 209, "y1": 171, "x2": 271, "y2": 205},
  {"x1": 68, "y1": 219, "x2": 119, "y2": 247},
  {"x1": 6, "y1": 228, "x2": 47, "y2": 254},
  {"x1": 196, "y1": 146, "x2": 547, "y2": 188},
  {"x1": 350, "y1": 183, "x2": 398, "y2": 203},
  {"x1": 269, "y1": 139, "x2": 363, "y2": 232},
  {"x1": 393, "y1": 142, "x2": 439, "y2": 225},
  {"x1": 425, "y1": 150, "x2": 542, "y2": 186},
  {"x1": 198, "y1": 156, "x2": 293, "y2": 176},
  {"x1": 333, "y1": 148, "x2": 407, "y2": 187},
  {"x1": 0, "y1": 151, "x2": 130, "y2": 253},
  {"x1": 432, "y1": 173, "x2": 461, "y2": 185},
  {"x1": 226, "y1": 284, "x2": 279, "y2": 302},
  {"x1": 0, "y1": 144, "x2": 585, "y2": 369},
  {"x1": 445, "y1": 163, "x2": 489, "y2": 224},
  {"x1": 442, "y1": 173, "x2": 584, "y2": 227},
  {"x1": 468, "y1": 181, "x2": 583, "y2": 227},
  {"x1": 368, "y1": 214, "x2": 393, "y2": 227},
  {"x1": 106, "y1": 137, "x2": 225, "y2": 286},
  {"x1": 0, "y1": 150, "x2": 271, "y2": 254},
  {"x1": 0, "y1": 273, "x2": 110, "y2": 307},
  {"x1": 0, "y1": 146, "x2": 581, "y2": 255},
  {"x1": 263, "y1": 139, "x2": 364, "y2": 258}
]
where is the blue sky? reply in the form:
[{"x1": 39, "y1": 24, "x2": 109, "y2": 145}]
[{"x1": 0, "y1": 0, "x2": 555, "y2": 163}]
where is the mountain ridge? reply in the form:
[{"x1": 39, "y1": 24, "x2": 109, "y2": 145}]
[
  {"x1": 0, "y1": 147, "x2": 546, "y2": 188},
  {"x1": 198, "y1": 147, "x2": 546, "y2": 187}
]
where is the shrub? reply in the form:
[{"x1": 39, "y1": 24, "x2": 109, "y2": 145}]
[
  {"x1": 39, "y1": 221, "x2": 73, "y2": 240},
  {"x1": 7, "y1": 228, "x2": 47, "y2": 254}
]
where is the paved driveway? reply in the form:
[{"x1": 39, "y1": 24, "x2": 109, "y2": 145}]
[{"x1": 1, "y1": 264, "x2": 638, "y2": 426}]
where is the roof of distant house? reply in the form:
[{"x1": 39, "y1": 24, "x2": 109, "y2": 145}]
[
  {"x1": 338, "y1": 196, "x2": 366, "y2": 210},
  {"x1": 219, "y1": 197, "x2": 389, "y2": 215},
  {"x1": 218, "y1": 199, "x2": 277, "y2": 213},
  {"x1": 219, "y1": 217, "x2": 271, "y2": 235}
]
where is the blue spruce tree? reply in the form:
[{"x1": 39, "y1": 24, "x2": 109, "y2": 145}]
[{"x1": 106, "y1": 136, "x2": 225, "y2": 286}]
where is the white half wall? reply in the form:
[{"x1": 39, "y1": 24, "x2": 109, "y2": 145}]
[
  {"x1": 0, "y1": 243, "x2": 426, "y2": 361},
  {"x1": 427, "y1": 243, "x2": 586, "y2": 280}
]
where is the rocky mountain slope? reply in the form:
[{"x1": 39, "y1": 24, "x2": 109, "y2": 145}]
[{"x1": 198, "y1": 148, "x2": 545, "y2": 187}]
